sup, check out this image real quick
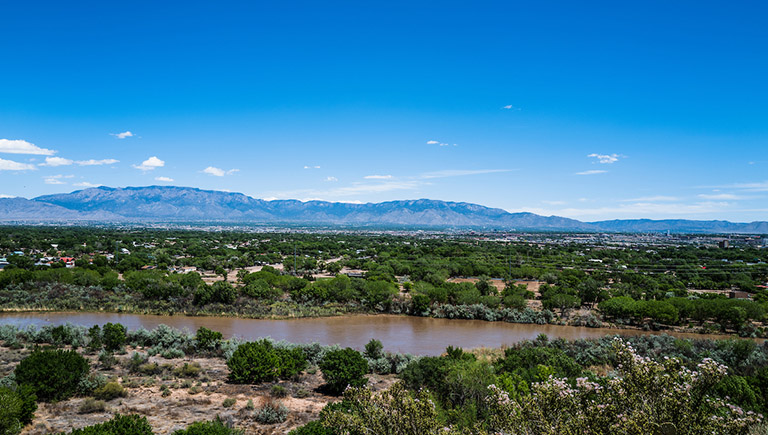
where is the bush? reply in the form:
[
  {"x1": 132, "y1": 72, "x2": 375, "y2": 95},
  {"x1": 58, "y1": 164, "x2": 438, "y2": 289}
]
[
  {"x1": 93, "y1": 382, "x2": 126, "y2": 401},
  {"x1": 172, "y1": 417, "x2": 243, "y2": 434},
  {"x1": 363, "y1": 339, "x2": 383, "y2": 360},
  {"x1": 68, "y1": 414, "x2": 153, "y2": 435},
  {"x1": 86, "y1": 325, "x2": 102, "y2": 352},
  {"x1": 0, "y1": 386, "x2": 36, "y2": 435},
  {"x1": 319, "y1": 348, "x2": 368, "y2": 395},
  {"x1": 227, "y1": 340, "x2": 306, "y2": 384},
  {"x1": 102, "y1": 323, "x2": 127, "y2": 352},
  {"x1": 195, "y1": 327, "x2": 223, "y2": 352},
  {"x1": 173, "y1": 362, "x2": 202, "y2": 378},
  {"x1": 255, "y1": 400, "x2": 289, "y2": 424},
  {"x1": 14, "y1": 348, "x2": 89, "y2": 402},
  {"x1": 222, "y1": 397, "x2": 237, "y2": 408},
  {"x1": 288, "y1": 420, "x2": 334, "y2": 435},
  {"x1": 271, "y1": 385, "x2": 287, "y2": 398},
  {"x1": 78, "y1": 398, "x2": 107, "y2": 414}
]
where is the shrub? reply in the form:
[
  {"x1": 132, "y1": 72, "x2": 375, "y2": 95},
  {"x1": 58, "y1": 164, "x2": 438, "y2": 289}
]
[
  {"x1": 363, "y1": 339, "x2": 383, "y2": 360},
  {"x1": 222, "y1": 397, "x2": 237, "y2": 408},
  {"x1": 14, "y1": 348, "x2": 89, "y2": 402},
  {"x1": 270, "y1": 385, "x2": 287, "y2": 398},
  {"x1": 127, "y1": 352, "x2": 149, "y2": 373},
  {"x1": 86, "y1": 325, "x2": 102, "y2": 352},
  {"x1": 68, "y1": 414, "x2": 153, "y2": 435},
  {"x1": 93, "y1": 382, "x2": 126, "y2": 401},
  {"x1": 195, "y1": 327, "x2": 223, "y2": 352},
  {"x1": 0, "y1": 386, "x2": 36, "y2": 435},
  {"x1": 77, "y1": 373, "x2": 108, "y2": 396},
  {"x1": 319, "y1": 348, "x2": 368, "y2": 395},
  {"x1": 288, "y1": 420, "x2": 334, "y2": 435},
  {"x1": 255, "y1": 400, "x2": 289, "y2": 424},
  {"x1": 227, "y1": 340, "x2": 306, "y2": 384},
  {"x1": 78, "y1": 398, "x2": 107, "y2": 414},
  {"x1": 98, "y1": 351, "x2": 117, "y2": 370},
  {"x1": 173, "y1": 362, "x2": 202, "y2": 378},
  {"x1": 102, "y1": 323, "x2": 127, "y2": 352},
  {"x1": 172, "y1": 417, "x2": 243, "y2": 434}
]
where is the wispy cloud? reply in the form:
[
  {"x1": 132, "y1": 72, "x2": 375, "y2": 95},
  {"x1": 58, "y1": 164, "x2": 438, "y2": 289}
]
[
  {"x1": 325, "y1": 176, "x2": 338, "y2": 182},
  {"x1": 111, "y1": 131, "x2": 134, "y2": 139},
  {"x1": 202, "y1": 166, "x2": 239, "y2": 177},
  {"x1": 698, "y1": 193, "x2": 746, "y2": 200},
  {"x1": 575, "y1": 170, "x2": 607, "y2": 175},
  {"x1": 427, "y1": 140, "x2": 457, "y2": 147},
  {"x1": 39, "y1": 156, "x2": 74, "y2": 167},
  {"x1": 43, "y1": 174, "x2": 74, "y2": 185},
  {"x1": 542, "y1": 200, "x2": 566, "y2": 206},
  {"x1": 133, "y1": 156, "x2": 165, "y2": 171},
  {"x1": 502, "y1": 105, "x2": 521, "y2": 110},
  {"x1": 621, "y1": 196, "x2": 678, "y2": 202},
  {"x1": 0, "y1": 194, "x2": 15, "y2": 198},
  {"x1": 524, "y1": 201, "x2": 734, "y2": 219},
  {"x1": 0, "y1": 158, "x2": 37, "y2": 171},
  {"x1": 303, "y1": 165, "x2": 321, "y2": 169},
  {"x1": 588, "y1": 153, "x2": 620, "y2": 164},
  {"x1": 420, "y1": 169, "x2": 513, "y2": 179},
  {"x1": 724, "y1": 181, "x2": 768, "y2": 192},
  {"x1": 155, "y1": 176, "x2": 174, "y2": 182},
  {"x1": 0, "y1": 139, "x2": 56, "y2": 155},
  {"x1": 364, "y1": 175, "x2": 393, "y2": 180},
  {"x1": 77, "y1": 159, "x2": 119, "y2": 166},
  {"x1": 73, "y1": 182, "x2": 101, "y2": 188}
]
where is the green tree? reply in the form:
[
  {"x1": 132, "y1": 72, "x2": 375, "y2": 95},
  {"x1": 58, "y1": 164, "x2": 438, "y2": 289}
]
[{"x1": 319, "y1": 348, "x2": 368, "y2": 395}]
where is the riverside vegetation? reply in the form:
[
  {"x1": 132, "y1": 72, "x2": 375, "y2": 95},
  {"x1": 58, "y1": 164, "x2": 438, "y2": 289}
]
[
  {"x1": 0, "y1": 323, "x2": 767, "y2": 433},
  {"x1": 1, "y1": 227, "x2": 767, "y2": 337}
]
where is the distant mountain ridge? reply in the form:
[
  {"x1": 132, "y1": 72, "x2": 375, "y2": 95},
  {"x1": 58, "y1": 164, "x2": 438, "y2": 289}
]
[{"x1": 0, "y1": 185, "x2": 762, "y2": 233}]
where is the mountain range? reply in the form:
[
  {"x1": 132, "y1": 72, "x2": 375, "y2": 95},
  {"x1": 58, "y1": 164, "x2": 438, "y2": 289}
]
[{"x1": 0, "y1": 185, "x2": 765, "y2": 234}]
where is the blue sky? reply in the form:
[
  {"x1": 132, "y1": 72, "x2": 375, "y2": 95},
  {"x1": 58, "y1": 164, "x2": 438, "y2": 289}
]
[{"x1": 1, "y1": 1, "x2": 767, "y2": 222}]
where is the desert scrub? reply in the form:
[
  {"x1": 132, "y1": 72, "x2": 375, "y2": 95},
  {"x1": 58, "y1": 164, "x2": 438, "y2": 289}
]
[
  {"x1": 93, "y1": 382, "x2": 127, "y2": 401},
  {"x1": 78, "y1": 398, "x2": 107, "y2": 414},
  {"x1": 254, "y1": 400, "x2": 289, "y2": 424},
  {"x1": 68, "y1": 413, "x2": 153, "y2": 434},
  {"x1": 222, "y1": 397, "x2": 237, "y2": 408},
  {"x1": 270, "y1": 385, "x2": 287, "y2": 398},
  {"x1": 0, "y1": 386, "x2": 37, "y2": 435},
  {"x1": 172, "y1": 416, "x2": 243, "y2": 434},
  {"x1": 102, "y1": 322, "x2": 127, "y2": 352},
  {"x1": 319, "y1": 348, "x2": 368, "y2": 395},
  {"x1": 173, "y1": 362, "x2": 201, "y2": 378},
  {"x1": 14, "y1": 348, "x2": 89, "y2": 402},
  {"x1": 227, "y1": 339, "x2": 307, "y2": 384}
]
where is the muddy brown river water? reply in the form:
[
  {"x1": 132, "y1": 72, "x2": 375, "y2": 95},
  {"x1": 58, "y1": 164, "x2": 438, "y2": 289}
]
[{"x1": 0, "y1": 312, "x2": 739, "y2": 356}]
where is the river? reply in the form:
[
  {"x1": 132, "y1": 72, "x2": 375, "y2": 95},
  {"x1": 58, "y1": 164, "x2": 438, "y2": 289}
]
[{"x1": 0, "y1": 312, "x2": 739, "y2": 356}]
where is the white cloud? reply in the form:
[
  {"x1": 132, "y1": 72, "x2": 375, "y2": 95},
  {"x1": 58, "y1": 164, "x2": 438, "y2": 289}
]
[
  {"x1": 0, "y1": 158, "x2": 36, "y2": 171},
  {"x1": 542, "y1": 200, "x2": 566, "y2": 206},
  {"x1": 202, "y1": 166, "x2": 238, "y2": 177},
  {"x1": 43, "y1": 174, "x2": 74, "y2": 185},
  {"x1": 698, "y1": 193, "x2": 745, "y2": 200},
  {"x1": 0, "y1": 139, "x2": 56, "y2": 155},
  {"x1": 39, "y1": 156, "x2": 74, "y2": 167},
  {"x1": 77, "y1": 159, "x2": 119, "y2": 166},
  {"x1": 111, "y1": 131, "x2": 134, "y2": 139},
  {"x1": 421, "y1": 169, "x2": 513, "y2": 179},
  {"x1": 621, "y1": 196, "x2": 678, "y2": 202},
  {"x1": 502, "y1": 105, "x2": 521, "y2": 110},
  {"x1": 575, "y1": 170, "x2": 607, "y2": 175},
  {"x1": 325, "y1": 176, "x2": 339, "y2": 182},
  {"x1": 73, "y1": 182, "x2": 101, "y2": 188},
  {"x1": 524, "y1": 201, "x2": 734, "y2": 219},
  {"x1": 303, "y1": 165, "x2": 321, "y2": 169},
  {"x1": 0, "y1": 194, "x2": 15, "y2": 198},
  {"x1": 426, "y1": 140, "x2": 439, "y2": 145},
  {"x1": 155, "y1": 176, "x2": 174, "y2": 182},
  {"x1": 133, "y1": 156, "x2": 165, "y2": 171},
  {"x1": 725, "y1": 181, "x2": 768, "y2": 192},
  {"x1": 588, "y1": 153, "x2": 620, "y2": 164},
  {"x1": 364, "y1": 175, "x2": 393, "y2": 180}
]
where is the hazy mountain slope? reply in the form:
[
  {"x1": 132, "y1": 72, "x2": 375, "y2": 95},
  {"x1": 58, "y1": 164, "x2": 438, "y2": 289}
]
[{"x1": 13, "y1": 185, "x2": 767, "y2": 233}]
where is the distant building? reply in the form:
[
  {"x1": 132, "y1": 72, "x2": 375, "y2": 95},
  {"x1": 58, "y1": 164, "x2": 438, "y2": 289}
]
[{"x1": 718, "y1": 240, "x2": 730, "y2": 249}]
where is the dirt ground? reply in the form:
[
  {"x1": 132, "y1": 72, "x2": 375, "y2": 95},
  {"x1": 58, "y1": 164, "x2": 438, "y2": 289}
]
[{"x1": 0, "y1": 345, "x2": 396, "y2": 434}]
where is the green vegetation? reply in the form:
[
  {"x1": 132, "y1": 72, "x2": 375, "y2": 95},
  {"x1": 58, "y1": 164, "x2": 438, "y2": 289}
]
[
  {"x1": 226, "y1": 339, "x2": 307, "y2": 383},
  {"x1": 319, "y1": 348, "x2": 368, "y2": 395},
  {"x1": 0, "y1": 387, "x2": 36, "y2": 435},
  {"x1": 66, "y1": 414, "x2": 154, "y2": 435},
  {"x1": 14, "y1": 349, "x2": 89, "y2": 402},
  {"x1": 171, "y1": 417, "x2": 243, "y2": 435},
  {"x1": 1, "y1": 227, "x2": 766, "y2": 336}
]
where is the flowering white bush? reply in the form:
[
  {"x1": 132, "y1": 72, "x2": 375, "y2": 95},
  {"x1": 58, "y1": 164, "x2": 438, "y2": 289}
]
[{"x1": 485, "y1": 338, "x2": 762, "y2": 435}]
